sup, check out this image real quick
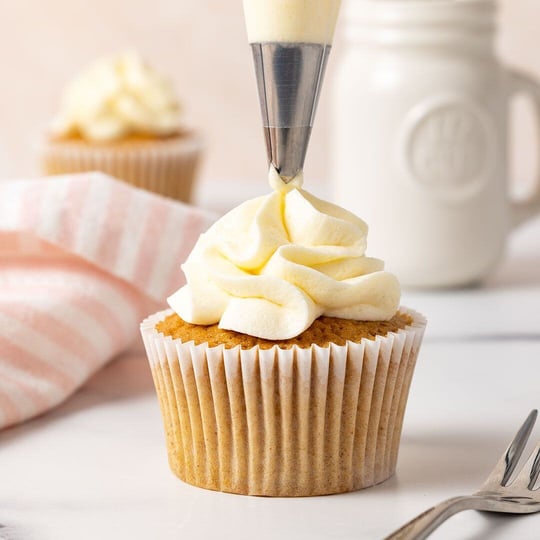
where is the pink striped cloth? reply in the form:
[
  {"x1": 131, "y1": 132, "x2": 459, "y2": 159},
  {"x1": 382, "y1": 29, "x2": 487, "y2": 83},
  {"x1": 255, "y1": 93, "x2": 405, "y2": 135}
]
[{"x1": 0, "y1": 172, "x2": 215, "y2": 430}]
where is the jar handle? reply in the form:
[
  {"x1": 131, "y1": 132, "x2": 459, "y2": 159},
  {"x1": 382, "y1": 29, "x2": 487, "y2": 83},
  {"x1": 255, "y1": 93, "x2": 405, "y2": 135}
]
[{"x1": 507, "y1": 69, "x2": 540, "y2": 228}]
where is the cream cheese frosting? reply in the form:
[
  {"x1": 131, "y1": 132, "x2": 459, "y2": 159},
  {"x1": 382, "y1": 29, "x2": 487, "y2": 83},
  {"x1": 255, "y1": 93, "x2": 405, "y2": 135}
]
[
  {"x1": 243, "y1": 0, "x2": 342, "y2": 44},
  {"x1": 51, "y1": 52, "x2": 181, "y2": 142},
  {"x1": 168, "y1": 168, "x2": 400, "y2": 340}
]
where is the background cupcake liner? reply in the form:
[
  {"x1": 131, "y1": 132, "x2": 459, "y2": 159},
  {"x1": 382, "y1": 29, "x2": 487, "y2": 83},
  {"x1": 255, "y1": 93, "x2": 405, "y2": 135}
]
[
  {"x1": 141, "y1": 308, "x2": 426, "y2": 497},
  {"x1": 40, "y1": 133, "x2": 202, "y2": 203}
]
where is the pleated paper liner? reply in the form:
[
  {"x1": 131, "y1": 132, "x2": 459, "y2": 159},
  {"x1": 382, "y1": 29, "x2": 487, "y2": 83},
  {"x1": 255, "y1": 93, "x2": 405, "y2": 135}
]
[
  {"x1": 141, "y1": 307, "x2": 426, "y2": 497},
  {"x1": 40, "y1": 132, "x2": 202, "y2": 203}
]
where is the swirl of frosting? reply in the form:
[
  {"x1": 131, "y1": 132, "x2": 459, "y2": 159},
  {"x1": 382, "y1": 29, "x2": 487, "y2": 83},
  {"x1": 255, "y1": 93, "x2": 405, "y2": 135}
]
[
  {"x1": 168, "y1": 168, "x2": 400, "y2": 340},
  {"x1": 51, "y1": 52, "x2": 181, "y2": 142}
]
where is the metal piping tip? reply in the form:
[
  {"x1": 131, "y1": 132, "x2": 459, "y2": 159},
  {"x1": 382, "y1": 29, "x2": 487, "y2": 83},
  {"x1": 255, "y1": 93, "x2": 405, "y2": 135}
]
[{"x1": 251, "y1": 42, "x2": 331, "y2": 183}]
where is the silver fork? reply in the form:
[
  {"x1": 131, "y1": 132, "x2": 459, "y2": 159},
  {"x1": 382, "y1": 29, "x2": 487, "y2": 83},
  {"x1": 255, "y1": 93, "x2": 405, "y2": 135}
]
[{"x1": 385, "y1": 410, "x2": 540, "y2": 540}]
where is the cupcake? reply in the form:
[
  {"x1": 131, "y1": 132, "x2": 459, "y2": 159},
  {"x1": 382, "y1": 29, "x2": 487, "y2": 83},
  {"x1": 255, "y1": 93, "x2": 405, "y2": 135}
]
[
  {"x1": 141, "y1": 169, "x2": 426, "y2": 497},
  {"x1": 40, "y1": 52, "x2": 201, "y2": 203}
]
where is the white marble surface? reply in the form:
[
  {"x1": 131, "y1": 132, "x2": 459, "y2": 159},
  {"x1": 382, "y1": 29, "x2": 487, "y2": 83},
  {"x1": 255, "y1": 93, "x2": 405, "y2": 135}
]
[{"x1": 1, "y1": 216, "x2": 539, "y2": 540}]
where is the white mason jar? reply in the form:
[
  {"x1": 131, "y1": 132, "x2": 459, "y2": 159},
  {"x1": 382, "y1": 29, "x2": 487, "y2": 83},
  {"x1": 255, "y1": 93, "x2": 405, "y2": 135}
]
[{"x1": 331, "y1": 0, "x2": 540, "y2": 288}]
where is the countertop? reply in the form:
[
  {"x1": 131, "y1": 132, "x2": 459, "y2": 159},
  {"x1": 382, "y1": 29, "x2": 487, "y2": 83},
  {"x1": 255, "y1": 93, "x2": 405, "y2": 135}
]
[{"x1": 1, "y1": 205, "x2": 539, "y2": 540}]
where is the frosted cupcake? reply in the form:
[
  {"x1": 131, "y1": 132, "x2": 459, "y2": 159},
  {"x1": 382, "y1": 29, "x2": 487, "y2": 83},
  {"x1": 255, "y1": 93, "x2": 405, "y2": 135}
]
[
  {"x1": 141, "y1": 169, "x2": 426, "y2": 496},
  {"x1": 40, "y1": 52, "x2": 201, "y2": 203}
]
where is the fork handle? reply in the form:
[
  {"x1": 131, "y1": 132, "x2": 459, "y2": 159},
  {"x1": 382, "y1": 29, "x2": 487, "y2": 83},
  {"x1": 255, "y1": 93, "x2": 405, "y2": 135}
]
[{"x1": 384, "y1": 495, "x2": 496, "y2": 540}]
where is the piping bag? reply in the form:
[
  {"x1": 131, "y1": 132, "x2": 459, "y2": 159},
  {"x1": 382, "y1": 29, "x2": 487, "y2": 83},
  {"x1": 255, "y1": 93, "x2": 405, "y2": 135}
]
[{"x1": 243, "y1": 0, "x2": 342, "y2": 183}]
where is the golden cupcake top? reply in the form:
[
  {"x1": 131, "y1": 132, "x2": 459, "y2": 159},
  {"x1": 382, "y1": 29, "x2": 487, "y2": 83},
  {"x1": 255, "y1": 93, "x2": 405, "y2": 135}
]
[
  {"x1": 157, "y1": 311, "x2": 412, "y2": 349},
  {"x1": 50, "y1": 52, "x2": 181, "y2": 143}
]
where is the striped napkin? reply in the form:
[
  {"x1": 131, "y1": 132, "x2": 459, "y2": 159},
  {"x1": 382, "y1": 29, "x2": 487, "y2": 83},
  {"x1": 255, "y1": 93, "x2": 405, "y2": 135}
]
[{"x1": 0, "y1": 172, "x2": 215, "y2": 430}]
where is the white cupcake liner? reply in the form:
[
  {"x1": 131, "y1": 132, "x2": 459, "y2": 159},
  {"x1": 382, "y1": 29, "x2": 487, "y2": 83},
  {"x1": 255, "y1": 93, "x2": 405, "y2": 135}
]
[
  {"x1": 140, "y1": 307, "x2": 426, "y2": 497},
  {"x1": 40, "y1": 132, "x2": 202, "y2": 203}
]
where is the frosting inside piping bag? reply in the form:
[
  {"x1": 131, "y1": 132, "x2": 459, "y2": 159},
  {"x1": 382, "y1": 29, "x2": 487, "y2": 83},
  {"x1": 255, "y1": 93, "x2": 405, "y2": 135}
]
[{"x1": 243, "y1": 0, "x2": 342, "y2": 44}]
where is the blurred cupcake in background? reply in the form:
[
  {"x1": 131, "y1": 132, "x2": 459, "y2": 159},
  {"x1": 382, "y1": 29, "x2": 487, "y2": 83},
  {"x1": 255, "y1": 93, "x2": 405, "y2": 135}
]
[{"x1": 40, "y1": 52, "x2": 202, "y2": 202}]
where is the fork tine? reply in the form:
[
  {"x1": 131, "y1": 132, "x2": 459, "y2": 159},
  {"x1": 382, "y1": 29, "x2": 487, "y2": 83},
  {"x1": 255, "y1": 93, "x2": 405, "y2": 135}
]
[
  {"x1": 482, "y1": 410, "x2": 537, "y2": 488},
  {"x1": 512, "y1": 441, "x2": 540, "y2": 490}
]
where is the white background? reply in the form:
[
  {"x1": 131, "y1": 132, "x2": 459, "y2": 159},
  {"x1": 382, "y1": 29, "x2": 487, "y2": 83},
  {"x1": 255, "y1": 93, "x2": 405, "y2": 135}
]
[{"x1": 0, "y1": 0, "x2": 538, "y2": 200}]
